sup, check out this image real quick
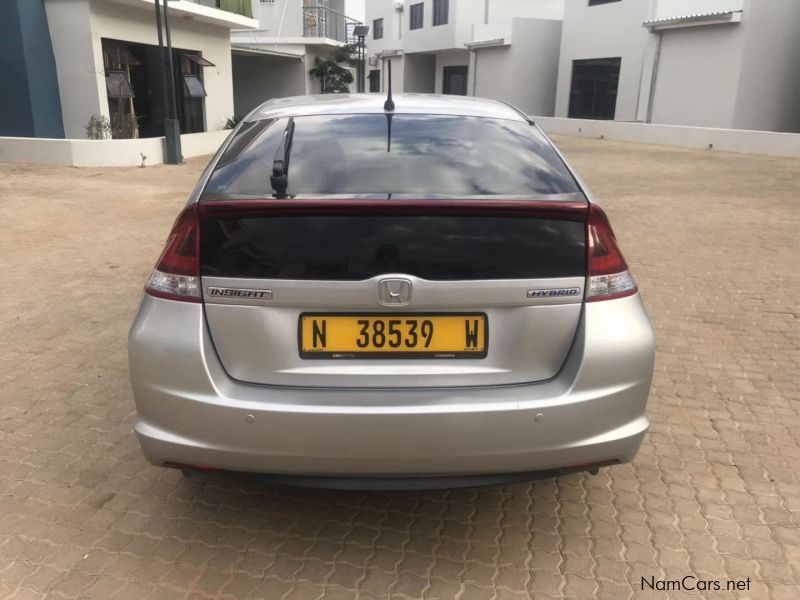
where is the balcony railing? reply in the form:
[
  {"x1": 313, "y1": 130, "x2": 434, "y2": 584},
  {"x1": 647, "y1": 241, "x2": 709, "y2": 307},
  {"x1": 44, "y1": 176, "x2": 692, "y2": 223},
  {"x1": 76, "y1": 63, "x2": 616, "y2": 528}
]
[{"x1": 303, "y1": 5, "x2": 362, "y2": 44}]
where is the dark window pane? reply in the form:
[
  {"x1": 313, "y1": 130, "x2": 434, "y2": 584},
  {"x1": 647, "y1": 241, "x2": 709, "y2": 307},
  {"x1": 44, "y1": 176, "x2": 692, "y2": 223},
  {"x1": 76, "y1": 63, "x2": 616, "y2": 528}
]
[
  {"x1": 201, "y1": 216, "x2": 585, "y2": 280},
  {"x1": 206, "y1": 118, "x2": 283, "y2": 193},
  {"x1": 588, "y1": 0, "x2": 621, "y2": 5},
  {"x1": 183, "y1": 74, "x2": 207, "y2": 98},
  {"x1": 105, "y1": 71, "x2": 134, "y2": 98},
  {"x1": 410, "y1": 3, "x2": 423, "y2": 29},
  {"x1": 204, "y1": 114, "x2": 579, "y2": 196},
  {"x1": 184, "y1": 53, "x2": 215, "y2": 67},
  {"x1": 373, "y1": 18, "x2": 383, "y2": 39},
  {"x1": 568, "y1": 58, "x2": 621, "y2": 120},
  {"x1": 433, "y1": 0, "x2": 448, "y2": 25}
]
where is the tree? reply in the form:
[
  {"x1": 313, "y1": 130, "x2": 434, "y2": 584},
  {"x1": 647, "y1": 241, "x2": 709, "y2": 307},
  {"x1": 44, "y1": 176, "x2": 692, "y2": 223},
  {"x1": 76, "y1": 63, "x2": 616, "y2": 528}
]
[{"x1": 309, "y1": 44, "x2": 357, "y2": 94}]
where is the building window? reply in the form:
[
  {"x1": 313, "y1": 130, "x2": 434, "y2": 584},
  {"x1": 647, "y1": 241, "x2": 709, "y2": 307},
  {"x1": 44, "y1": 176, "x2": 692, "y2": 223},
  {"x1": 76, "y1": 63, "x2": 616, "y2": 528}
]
[
  {"x1": 183, "y1": 75, "x2": 207, "y2": 98},
  {"x1": 101, "y1": 38, "x2": 210, "y2": 139},
  {"x1": 373, "y1": 18, "x2": 384, "y2": 39},
  {"x1": 568, "y1": 58, "x2": 621, "y2": 120},
  {"x1": 105, "y1": 71, "x2": 135, "y2": 99},
  {"x1": 409, "y1": 3, "x2": 424, "y2": 30},
  {"x1": 433, "y1": 0, "x2": 448, "y2": 25},
  {"x1": 588, "y1": 0, "x2": 621, "y2": 5}
]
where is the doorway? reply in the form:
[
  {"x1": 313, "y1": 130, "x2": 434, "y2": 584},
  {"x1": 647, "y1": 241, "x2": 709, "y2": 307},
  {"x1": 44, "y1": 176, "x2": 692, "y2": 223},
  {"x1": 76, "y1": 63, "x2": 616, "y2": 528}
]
[
  {"x1": 368, "y1": 69, "x2": 380, "y2": 93},
  {"x1": 442, "y1": 65, "x2": 468, "y2": 95}
]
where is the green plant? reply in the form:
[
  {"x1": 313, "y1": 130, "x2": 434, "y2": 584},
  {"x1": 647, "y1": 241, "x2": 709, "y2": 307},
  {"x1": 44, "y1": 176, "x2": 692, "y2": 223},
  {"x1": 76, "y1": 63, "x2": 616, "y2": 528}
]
[
  {"x1": 85, "y1": 114, "x2": 112, "y2": 140},
  {"x1": 309, "y1": 44, "x2": 357, "y2": 94},
  {"x1": 224, "y1": 116, "x2": 242, "y2": 130}
]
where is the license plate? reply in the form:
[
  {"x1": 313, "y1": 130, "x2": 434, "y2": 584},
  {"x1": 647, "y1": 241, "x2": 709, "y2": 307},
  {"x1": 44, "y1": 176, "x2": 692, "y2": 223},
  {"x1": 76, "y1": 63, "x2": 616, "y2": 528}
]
[{"x1": 299, "y1": 313, "x2": 488, "y2": 359}]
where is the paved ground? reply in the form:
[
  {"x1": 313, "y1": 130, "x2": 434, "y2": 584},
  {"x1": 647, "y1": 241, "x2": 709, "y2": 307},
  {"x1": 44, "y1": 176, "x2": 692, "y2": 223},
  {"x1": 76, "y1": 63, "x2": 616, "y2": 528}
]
[{"x1": 0, "y1": 136, "x2": 798, "y2": 600}]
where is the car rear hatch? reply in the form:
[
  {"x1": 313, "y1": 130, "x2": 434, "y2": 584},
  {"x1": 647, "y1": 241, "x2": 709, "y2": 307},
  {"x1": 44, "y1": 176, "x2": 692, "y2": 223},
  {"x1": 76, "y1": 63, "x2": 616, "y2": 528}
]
[
  {"x1": 195, "y1": 111, "x2": 589, "y2": 388},
  {"x1": 199, "y1": 199, "x2": 587, "y2": 387}
]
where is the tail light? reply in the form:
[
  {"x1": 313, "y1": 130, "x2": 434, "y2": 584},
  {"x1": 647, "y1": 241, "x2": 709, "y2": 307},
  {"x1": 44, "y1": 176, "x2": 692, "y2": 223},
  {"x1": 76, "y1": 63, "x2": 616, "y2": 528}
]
[
  {"x1": 145, "y1": 205, "x2": 201, "y2": 302},
  {"x1": 586, "y1": 203, "x2": 637, "y2": 302}
]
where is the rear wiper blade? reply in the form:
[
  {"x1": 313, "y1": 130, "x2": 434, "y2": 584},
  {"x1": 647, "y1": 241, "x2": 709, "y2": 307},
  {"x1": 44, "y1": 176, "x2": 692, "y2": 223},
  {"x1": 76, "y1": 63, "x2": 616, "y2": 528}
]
[{"x1": 270, "y1": 117, "x2": 295, "y2": 199}]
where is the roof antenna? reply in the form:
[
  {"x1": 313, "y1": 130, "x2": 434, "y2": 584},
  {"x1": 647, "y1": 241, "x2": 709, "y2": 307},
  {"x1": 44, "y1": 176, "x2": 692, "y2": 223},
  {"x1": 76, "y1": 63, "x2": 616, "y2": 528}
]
[
  {"x1": 384, "y1": 60, "x2": 395, "y2": 112},
  {"x1": 384, "y1": 60, "x2": 395, "y2": 153}
]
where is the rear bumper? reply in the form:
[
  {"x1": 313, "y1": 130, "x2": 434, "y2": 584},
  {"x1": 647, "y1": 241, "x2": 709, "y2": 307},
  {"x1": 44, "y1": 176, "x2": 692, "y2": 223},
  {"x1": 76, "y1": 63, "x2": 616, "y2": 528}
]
[{"x1": 128, "y1": 294, "x2": 655, "y2": 478}]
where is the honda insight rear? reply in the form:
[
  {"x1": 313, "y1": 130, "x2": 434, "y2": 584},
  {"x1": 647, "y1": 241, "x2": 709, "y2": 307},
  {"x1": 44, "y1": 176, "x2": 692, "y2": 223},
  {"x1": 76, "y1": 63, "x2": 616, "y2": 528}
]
[{"x1": 128, "y1": 94, "x2": 655, "y2": 489}]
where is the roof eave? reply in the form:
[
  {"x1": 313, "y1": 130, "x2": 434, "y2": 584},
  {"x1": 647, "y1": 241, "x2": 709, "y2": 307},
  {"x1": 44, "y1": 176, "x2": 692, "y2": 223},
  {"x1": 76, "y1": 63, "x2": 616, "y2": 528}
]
[
  {"x1": 643, "y1": 10, "x2": 742, "y2": 30},
  {"x1": 465, "y1": 38, "x2": 510, "y2": 49}
]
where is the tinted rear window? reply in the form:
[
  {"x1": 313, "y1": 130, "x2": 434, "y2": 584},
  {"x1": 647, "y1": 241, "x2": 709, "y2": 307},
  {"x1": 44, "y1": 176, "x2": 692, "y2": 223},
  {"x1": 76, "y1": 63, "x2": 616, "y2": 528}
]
[
  {"x1": 205, "y1": 114, "x2": 579, "y2": 197},
  {"x1": 201, "y1": 215, "x2": 585, "y2": 280}
]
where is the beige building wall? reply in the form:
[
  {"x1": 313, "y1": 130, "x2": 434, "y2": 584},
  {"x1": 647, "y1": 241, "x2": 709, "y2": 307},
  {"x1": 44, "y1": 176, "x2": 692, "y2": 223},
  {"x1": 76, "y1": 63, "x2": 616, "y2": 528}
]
[
  {"x1": 45, "y1": 0, "x2": 241, "y2": 138},
  {"x1": 472, "y1": 18, "x2": 562, "y2": 115}
]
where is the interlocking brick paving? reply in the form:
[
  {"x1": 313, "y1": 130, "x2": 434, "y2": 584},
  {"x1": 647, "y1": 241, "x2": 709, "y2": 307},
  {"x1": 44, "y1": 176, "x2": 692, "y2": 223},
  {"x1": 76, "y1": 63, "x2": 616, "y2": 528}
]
[{"x1": 0, "y1": 136, "x2": 798, "y2": 599}]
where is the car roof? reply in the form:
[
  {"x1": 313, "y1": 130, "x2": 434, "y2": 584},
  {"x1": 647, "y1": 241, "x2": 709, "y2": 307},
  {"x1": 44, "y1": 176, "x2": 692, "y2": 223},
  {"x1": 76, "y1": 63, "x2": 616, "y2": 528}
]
[{"x1": 247, "y1": 93, "x2": 529, "y2": 122}]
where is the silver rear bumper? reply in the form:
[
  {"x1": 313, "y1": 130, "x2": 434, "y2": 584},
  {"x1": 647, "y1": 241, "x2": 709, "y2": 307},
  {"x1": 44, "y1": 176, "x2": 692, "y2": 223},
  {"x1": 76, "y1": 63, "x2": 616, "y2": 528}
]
[{"x1": 128, "y1": 294, "x2": 655, "y2": 477}]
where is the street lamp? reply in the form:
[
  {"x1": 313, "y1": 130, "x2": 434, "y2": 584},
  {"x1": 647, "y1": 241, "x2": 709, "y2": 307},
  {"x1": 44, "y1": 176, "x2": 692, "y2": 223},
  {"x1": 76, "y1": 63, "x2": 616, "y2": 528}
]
[
  {"x1": 154, "y1": 0, "x2": 182, "y2": 164},
  {"x1": 352, "y1": 25, "x2": 370, "y2": 93}
]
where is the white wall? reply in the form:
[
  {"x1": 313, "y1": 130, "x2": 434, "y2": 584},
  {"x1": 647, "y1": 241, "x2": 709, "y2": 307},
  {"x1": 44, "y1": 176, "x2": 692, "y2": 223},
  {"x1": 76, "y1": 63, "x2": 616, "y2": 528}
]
[
  {"x1": 555, "y1": 0, "x2": 651, "y2": 120},
  {"x1": 382, "y1": 55, "x2": 406, "y2": 94},
  {"x1": 346, "y1": 0, "x2": 365, "y2": 23},
  {"x1": 402, "y1": 0, "x2": 457, "y2": 52},
  {"x1": 232, "y1": 54, "x2": 306, "y2": 116},
  {"x1": 732, "y1": 0, "x2": 800, "y2": 133},
  {"x1": 252, "y1": 0, "x2": 304, "y2": 37},
  {"x1": 486, "y1": 0, "x2": 565, "y2": 24},
  {"x1": 534, "y1": 116, "x2": 800, "y2": 158},
  {"x1": 452, "y1": 0, "x2": 486, "y2": 47},
  {"x1": 653, "y1": 0, "x2": 742, "y2": 19},
  {"x1": 366, "y1": 0, "x2": 403, "y2": 53},
  {"x1": 403, "y1": 54, "x2": 435, "y2": 92},
  {"x1": 44, "y1": 0, "x2": 105, "y2": 139},
  {"x1": 0, "y1": 130, "x2": 230, "y2": 166},
  {"x1": 45, "y1": 0, "x2": 236, "y2": 139},
  {"x1": 472, "y1": 18, "x2": 562, "y2": 115},
  {"x1": 649, "y1": 24, "x2": 744, "y2": 128}
]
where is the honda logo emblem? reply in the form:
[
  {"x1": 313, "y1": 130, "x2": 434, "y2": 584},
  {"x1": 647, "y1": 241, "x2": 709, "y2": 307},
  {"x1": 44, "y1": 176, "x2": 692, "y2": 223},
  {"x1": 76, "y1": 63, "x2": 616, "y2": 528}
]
[{"x1": 378, "y1": 278, "x2": 412, "y2": 306}]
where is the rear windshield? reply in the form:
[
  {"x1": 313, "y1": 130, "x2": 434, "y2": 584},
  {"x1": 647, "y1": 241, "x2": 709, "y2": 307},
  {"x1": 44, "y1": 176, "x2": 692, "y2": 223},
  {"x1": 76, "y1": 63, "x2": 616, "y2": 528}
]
[{"x1": 205, "y1": 114, "x2": 579, "y2": 197}]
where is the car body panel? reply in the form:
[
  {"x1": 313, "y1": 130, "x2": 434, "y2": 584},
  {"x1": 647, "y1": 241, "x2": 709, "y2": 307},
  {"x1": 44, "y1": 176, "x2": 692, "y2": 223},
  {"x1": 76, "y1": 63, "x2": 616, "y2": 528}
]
[
  {"x1": 129, "y1": 293, "x2": 654, "y2": 476},
  {"x1": 202, "y1": 275, "x2": 585, "y2": 387}
]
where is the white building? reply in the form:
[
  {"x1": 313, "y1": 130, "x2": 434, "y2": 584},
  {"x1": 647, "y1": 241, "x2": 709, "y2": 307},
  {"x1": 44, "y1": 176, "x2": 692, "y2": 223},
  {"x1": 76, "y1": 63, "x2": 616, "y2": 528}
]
[
  {"x1": 35, "y1": 0, "x2": 257, "y2": 139},
  {"x1": 365, "y1": 0, "x2": 565, "y2": 116},
  {"x1": 230, "y1": 0, "x2": 363, "y2": 117},
  {"x1": 555, "y1": 0, "x2": 800, "y2": 133}
]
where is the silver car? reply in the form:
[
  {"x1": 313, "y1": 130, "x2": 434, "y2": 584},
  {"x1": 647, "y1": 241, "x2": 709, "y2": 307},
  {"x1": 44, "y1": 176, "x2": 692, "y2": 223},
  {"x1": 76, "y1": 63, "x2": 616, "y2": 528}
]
[{"x1": 128, "y1": 94, "x2": 655, "y2": 489}]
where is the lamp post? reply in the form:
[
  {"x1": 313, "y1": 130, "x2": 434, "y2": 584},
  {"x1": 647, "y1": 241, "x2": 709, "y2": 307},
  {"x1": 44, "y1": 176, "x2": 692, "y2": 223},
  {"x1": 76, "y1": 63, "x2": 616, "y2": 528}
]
[
  {"x1": 154, "y1": 0, "x2": 182, "y2": 164},
  {"x1": 352, "y1": 25, "x2": 370, "y2": 93}
]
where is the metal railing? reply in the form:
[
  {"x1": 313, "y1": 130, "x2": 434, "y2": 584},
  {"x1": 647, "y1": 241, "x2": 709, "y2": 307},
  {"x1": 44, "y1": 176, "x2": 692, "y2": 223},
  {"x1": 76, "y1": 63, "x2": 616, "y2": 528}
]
[{"x1": 303, "y1": 5, "x2": 362, "y2": 44}]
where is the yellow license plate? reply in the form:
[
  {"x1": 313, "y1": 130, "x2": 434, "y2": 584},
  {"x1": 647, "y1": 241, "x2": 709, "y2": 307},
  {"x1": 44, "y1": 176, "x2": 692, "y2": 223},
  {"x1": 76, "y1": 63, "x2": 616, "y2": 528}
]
[{"x1": 299, "y1": 313, "x2": 488, "y2": 359}]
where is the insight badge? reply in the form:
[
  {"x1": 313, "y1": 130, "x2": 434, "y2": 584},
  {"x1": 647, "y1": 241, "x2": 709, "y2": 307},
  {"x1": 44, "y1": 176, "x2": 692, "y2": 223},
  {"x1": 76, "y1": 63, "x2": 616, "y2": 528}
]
[{"x1": 207, "y1": 287, "x2": 273, "y2": 300}]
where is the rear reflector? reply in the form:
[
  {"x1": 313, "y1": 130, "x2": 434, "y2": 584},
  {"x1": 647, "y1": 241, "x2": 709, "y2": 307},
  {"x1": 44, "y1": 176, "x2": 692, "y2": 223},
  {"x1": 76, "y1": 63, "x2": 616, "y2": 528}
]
[
  {"x1": 586, "y1": 203, "x2": 637, "y2": 302},
  {"x1": 145, "y1": 205, "x2": 202, "y2": 302}
]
